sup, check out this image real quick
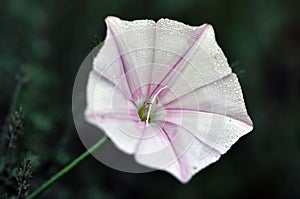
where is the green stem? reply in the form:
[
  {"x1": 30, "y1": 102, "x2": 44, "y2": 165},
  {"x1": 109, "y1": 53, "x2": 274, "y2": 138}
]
[{"x1": 28, "y1": 136, "x2": 107, "y2": 199}]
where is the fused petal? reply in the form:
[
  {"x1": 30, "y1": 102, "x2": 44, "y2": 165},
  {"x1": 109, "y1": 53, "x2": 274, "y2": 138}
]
[
  {"x1": 85, "y1": 16, "x2": 253, "y2": 184},
  {"x1": 163, "y1": 109, "x2": 252, "y2": 155},
  {"x1": 99, "y1": 17, "x2": 156, "y2": 99},
  {"x1": 85, "y1": 71, "x2": 142, "y2": 153},
  {"x1": 135, "y1": 122, "x2": 221, "y2": 183},
  {"x1": 163, "y1": 73, "x2": 253, "y2": 127},
  {"x1": 147, "y1": 19, "x2": 209, "y2": 97}
]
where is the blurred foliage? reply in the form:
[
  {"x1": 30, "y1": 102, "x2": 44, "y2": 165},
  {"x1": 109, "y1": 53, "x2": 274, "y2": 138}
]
[
  {"x1": 0, "y1": 0, "x2": 300, "y2": 198},
  {"x1": 13, "y1": 155, "x2": 34, "y2": 199}
]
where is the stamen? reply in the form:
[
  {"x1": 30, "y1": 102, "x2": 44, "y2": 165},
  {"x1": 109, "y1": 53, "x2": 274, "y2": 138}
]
[{"x1": 145, "y1": 86, "x2": 167, "y2": 126}]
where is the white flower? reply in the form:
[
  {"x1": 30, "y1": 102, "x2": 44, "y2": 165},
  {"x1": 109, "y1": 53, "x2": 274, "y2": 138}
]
[{"x1": 85, "y1": 16, "x2": 253, "y2": 183}]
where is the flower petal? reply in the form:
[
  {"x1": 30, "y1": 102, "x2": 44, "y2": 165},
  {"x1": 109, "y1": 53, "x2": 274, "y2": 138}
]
[
  {"x1": 147, "y1": 19, "x2": 206, "y2": 96},
  {"x1": 164, "y1": 107, "x2": 253, "y2": 154},
  {"x1": 148, "y1": 21, "x2": 231, "y2": 99},
  {"x1": 85, "y1": 71, "x2": 142, "y2": 153},
  {"x1": 163, "y1": 73, "x2": 253, "y2": 126},
  {"x1": 135, "y1": 123, "x2": 221, "y2": 183},
  {"x1": 101, "y1": 16, "x2": 156, "y2": 99},
  {"x1": 85, "y1": 17, "x2": 254, "y2": 183}
]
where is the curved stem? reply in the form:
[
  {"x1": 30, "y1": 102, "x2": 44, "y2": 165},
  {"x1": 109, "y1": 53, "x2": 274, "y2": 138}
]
[{"x1": 28, "y1": 136, "x2": 107, "y2": 199}]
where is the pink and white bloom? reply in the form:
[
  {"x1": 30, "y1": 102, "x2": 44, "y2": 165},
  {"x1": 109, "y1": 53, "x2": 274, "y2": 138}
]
[{"x1": 85, "y1": 16, "x2": 253, "y2": 183}]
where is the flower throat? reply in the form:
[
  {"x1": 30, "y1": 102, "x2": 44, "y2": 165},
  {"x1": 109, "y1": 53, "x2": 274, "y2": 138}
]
[{"x1": 138, "y1": 86, "x2": 167, "y2": 126}]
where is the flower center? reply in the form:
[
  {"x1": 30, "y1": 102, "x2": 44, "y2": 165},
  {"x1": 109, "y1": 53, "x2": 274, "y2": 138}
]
[{"x1": 137, "y1": 86, "x2": 167, "y2": 126}]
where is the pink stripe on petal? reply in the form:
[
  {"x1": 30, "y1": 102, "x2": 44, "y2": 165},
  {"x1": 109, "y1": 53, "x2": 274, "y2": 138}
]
[
  {"x1": 159, "y1": 120, "x2": 222, "y2": 154},
  {"x1": 165, "y1": 109, "x2": 253, "y2": 154},
  {"x1": 149, "y1": 24, "x2": 209, "y2": 98},
  {"x1": 160, "y1": 126, "x2": 190, "y2": 182},
  {"x1": 105, "y1": 17, "x2": 156, "y2": 100},
  {"x1": 92, "y1": 70, "x2": 136, "y2": 104},
  {"x1": 166, "y1": 107, "x2": 253, "y2": 127},
  {"x1": 86, "y1": 111, "x2": 140, "y2": 123},
  {"x1": 163, "y1": 73, "x2": 253, "y2": 127},
  {"x1": 105, "y1": 22, "x2": 142, "y2": 100},
  {"x1": 162, "y1": 73, "x2": 232, "y2": 107}
]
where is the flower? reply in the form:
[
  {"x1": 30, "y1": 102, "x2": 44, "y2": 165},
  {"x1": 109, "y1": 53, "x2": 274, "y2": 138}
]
[{"x1": 85, "y1": 16, "x2": 253, "y2": 183}]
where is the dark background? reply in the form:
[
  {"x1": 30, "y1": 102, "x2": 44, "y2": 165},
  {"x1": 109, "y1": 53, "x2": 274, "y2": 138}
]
[{"x1": 1, "y1": 0, "x2": 300, "y2": 198}]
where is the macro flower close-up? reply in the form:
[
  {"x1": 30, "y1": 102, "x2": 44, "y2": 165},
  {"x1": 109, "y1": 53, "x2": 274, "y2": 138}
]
[
  {"x1": 1, "y1": 0, "x2": 300, "y2": 198},
  {"x1": 85, "y1": 16, "x2": 253, "y2": 183}
]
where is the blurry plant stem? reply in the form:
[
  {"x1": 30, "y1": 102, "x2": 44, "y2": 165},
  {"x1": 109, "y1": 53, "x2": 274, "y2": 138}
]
[
  {"x1": 0, "y1": 66, "x2": 28, "y2": 156},
  {"x1": 9, "y1": 70, "x2": 25, "y2": 117},
  {"x1": 56, "y1": 116, "x2": 74, "y2": 154},
  {"x1": 28, "y1": 136, "x2": 107, "y2": 199}
]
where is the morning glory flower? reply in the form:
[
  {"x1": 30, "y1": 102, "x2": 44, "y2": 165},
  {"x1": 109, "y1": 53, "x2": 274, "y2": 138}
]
[{"x1": 85, "y1": 16, "x2": 253, "y2": 183}]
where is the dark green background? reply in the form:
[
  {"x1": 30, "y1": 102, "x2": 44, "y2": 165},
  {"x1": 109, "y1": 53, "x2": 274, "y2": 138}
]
[{"x1": 1, "y1": 0, "x2": 299, "y2": 198}]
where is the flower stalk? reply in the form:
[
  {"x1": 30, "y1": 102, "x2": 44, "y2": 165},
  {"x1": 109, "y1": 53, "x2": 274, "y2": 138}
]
[{"x1": 28, "y1": 136, "x2": 107, "y2": 199}]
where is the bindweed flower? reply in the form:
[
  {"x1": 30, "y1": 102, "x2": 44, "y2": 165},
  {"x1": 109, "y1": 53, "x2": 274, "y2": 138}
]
[{"x1": 85, "y1": 16, "x2": 253, "y2": 183}]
